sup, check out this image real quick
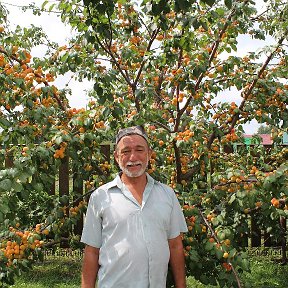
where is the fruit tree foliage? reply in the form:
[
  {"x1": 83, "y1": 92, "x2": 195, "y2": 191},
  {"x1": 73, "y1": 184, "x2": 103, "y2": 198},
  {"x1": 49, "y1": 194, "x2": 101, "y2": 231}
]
[{"x1": 0, "y1": 0, "x2": 288, "y2": 287}]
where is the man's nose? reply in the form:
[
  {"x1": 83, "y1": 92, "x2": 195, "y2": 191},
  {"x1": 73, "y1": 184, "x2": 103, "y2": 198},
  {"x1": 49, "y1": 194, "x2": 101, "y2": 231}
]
[
  {"x1": 129, "y1": 150, "x2": 138, "y2": 160},
  {"x1": 129, "y1": 150, "x2": 138, "y2": 161}
]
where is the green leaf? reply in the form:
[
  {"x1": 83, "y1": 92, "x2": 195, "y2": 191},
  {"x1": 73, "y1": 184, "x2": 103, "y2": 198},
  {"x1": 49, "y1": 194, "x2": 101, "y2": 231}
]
[
  {"x1": 239, "y1": 258, "x2": 250, "y2": 271},
  {"x1": 94, "y1": 82, "x2": 103, "y2": 96},
  {"x1": 20, "y1": 190, "x2": 30, "y2": 200},
  {"x1": 36, "y1": 146, "x2": 50, "y2": 158},
  {"x1": 98, "y1": 96, "x2": 106, "y2": 105},
  {"x1": 201, "y1": 0, "x2": 216, "y2": 7},
  {"x1": 12, "y1": 181, "x2": 23, "y2": 192},
  {"x1": 0, "y1": 117, "x2": 11, "y2": 128},
  {"x1": 192, "y1": 19, "x2": 201, "y2": 29},
  {"x1": 60, "y1": 195, "x2": 69, "y2": 205},
  {"x1": 103, "y1": 107, "x2": 111, "y2": 118},
  {"x1": 18, "y1": 172, "x2": 31, "y2": 182},
  {"x1": 0, "y1": 179, "x2": 12, "y2": 191},
  {"x1": 41, "y1": 0, "x2": 49, "y2": 9},
  {"x1": 33, "y1": 183, "x2": 44, "y2": 192},
  {"x1": 204, "y1": 240, "x2": 214, "y2": 251},
  {"x1": 112, "y1": 106, "x2": 123, "y2": 118},
  {"x1": 228, "y1": 193, "x2": 236, "y2": 204},
  {"x1": 175, "y1": 0, "x2": 192, "y2": 12},
  {"x1": 224, "y1": 0, "x2": 232, "y2": 9},
  {"x1": 0, "y1": 203, "x2": 10, "y2": 214},
  {"x1": 200, "y1": 274, "x2": 210, "y2": 285},
  {"x1": 215, "y1": 248, "x2": 224, "y2": 259},
  {"x1": 54, "y1": 136, "x2": 63, "y2": 145},
  {"x1": 48, "y1": 3, "x2": 56, "y2": 12},
  {"x1": 83, "y1": 0, "x2": 90, "y2": 6},
  {"x1": 189, "y1": 249, "x2": 200, "y2": 262},
  {"x1": 216, "y1": 229, "x2": 226, "y2": 241},
  {"x1": 192, "y1": 66, "x2": 202, "y2": 78}
]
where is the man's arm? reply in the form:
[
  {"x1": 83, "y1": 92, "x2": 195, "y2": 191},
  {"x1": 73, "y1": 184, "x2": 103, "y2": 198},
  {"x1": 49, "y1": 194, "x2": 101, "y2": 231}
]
[
  {"x1": 168, "y1": 234, "x2": 186, "y2": 288},
  {"x1": 81, "y1": 245, "x2": 100, "y2": 288}
]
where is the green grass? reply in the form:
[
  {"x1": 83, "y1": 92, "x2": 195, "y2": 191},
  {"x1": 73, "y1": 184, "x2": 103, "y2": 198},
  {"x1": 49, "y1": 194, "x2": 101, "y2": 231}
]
[
  {"x1": 11, "y1": 255, "x2": 288, "y2": 288},
  {"x1": 11, "y1": 258, "x2": 81, "y2": 288},
  {"x1": 240, "y1": 258, "x2": 288, "y2": 288}
]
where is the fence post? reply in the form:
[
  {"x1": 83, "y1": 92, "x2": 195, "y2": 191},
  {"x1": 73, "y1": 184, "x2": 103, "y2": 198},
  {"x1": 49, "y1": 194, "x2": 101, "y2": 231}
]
[
  {"x1": 280, "y1": 216, "x2": 287, "y2": 264},
  {"x1": 263, "y1": 231, "x2": 272, "y2": 247},
  {"x1": 49, "y1": 182, "x2": 56, "y2": 195},
  {"x1": 73, "y1": 172, "x2": 83, "y2": 236},
  {"x1": 49, "y1": 174, "x2": 56, "y2": 195},
  {"x1": 59, "y1": 155, "x2": 69, "y2": 247},
  {"x1": 59, "y1": 155, "x2": 69, "y2": 198},
  {"x1": 5, "y1": 152, "x2": 13, "y2": 168},
  {"x1": 100, "y1": 144, "x2": 111, "y2": 162},
  {"x1": 251, "y1": 214, "x2": 261, "y2": 247},
  {"x1": 237, "y1": 230, "x2": 248, "y2": 248}
]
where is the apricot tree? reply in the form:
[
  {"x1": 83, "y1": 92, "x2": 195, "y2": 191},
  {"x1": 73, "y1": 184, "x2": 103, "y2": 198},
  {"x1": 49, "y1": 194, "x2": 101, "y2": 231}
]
[{"x1": 0, "y1": 0, "x2": 288, "y2": 287}]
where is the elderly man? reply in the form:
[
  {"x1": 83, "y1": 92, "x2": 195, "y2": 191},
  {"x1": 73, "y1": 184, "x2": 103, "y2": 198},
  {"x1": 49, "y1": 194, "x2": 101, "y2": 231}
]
[{"x1": 81, "y1": 126, "x2": 187, "y2": 288}]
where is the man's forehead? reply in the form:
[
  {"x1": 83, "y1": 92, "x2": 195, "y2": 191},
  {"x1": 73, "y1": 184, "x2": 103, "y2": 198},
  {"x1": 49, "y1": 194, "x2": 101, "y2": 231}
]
[{"x1": 118, "y1": 135, "x2": 149, "y2": 148}]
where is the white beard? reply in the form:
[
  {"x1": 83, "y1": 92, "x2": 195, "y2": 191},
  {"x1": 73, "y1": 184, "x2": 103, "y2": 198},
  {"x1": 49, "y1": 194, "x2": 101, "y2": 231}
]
[{"x1": 119, "y1": 159, "x2": 149, "y2": 178}]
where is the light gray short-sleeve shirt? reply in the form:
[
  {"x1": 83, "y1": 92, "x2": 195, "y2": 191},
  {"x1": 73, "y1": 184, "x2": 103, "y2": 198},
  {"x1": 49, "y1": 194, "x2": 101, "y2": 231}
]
[{"x1": 81, "y1": 173, "x2": 187, "y2": 288}]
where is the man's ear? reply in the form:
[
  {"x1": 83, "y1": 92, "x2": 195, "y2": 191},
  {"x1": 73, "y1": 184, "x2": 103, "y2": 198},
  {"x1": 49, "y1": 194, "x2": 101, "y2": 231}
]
[
  {"x1": 148, "y1": 148, "x2": 153, "y2": 159},
  {"x1": 114, "y1": 150, "x2": 119, "y2": 164}
]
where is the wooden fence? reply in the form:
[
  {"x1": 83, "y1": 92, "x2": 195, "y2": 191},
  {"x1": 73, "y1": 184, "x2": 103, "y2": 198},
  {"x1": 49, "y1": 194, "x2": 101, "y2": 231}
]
[
  {"x1": 48, "y1": 145, "x2": 111, "y2": 237},
  {"x1": 1, "y1": 145, "x2": 287, "y2": 262}
]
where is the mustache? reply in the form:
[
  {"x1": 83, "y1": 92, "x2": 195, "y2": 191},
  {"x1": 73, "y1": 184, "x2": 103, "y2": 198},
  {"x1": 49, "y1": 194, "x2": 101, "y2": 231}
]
[{"x1": 126, "y1": 161, "x2": 143, "y2": 166}]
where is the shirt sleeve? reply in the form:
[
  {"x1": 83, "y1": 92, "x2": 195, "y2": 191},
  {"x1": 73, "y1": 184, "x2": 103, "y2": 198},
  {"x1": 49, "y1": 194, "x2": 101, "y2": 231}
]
[
  {"x1": 168, "y1": 190, "x2": 188, "y2": 239},
  {"x1": 80, "y1": 190, "x2": 102, "y2": 248}
]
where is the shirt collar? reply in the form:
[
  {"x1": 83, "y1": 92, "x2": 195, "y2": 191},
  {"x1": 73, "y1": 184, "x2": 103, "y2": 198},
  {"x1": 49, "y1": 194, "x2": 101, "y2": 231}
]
[
  {"x1": 105, "y1": 174, "x2": 121, "y2": 190},
  {"x1": 107, "y1": 173, "x2": 156, "y2": 207},
  {"x1": 108, "y1": 172, "x2": 156, "y2": 188}
]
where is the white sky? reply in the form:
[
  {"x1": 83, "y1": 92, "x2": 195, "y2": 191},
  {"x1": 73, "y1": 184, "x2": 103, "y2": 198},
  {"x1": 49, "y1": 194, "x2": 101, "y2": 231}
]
[
  {"x1": 2, "y1": 0, "x2": 92, "y2": 108},
  {"x1": 1, "y1": 0, "x2": 273, "y2": 134}
]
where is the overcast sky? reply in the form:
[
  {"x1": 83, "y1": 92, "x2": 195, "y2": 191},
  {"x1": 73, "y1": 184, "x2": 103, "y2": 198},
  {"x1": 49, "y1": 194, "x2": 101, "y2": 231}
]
[
  {"x1": 2, "y1": 0, "x2": 272, "y2": 134},
  {"x1": 2, "y1": 0, "x2": 92, "y2": 108}
]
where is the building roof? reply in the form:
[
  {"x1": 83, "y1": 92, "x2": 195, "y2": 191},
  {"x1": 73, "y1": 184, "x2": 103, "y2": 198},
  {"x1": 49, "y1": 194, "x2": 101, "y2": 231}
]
[{"x1": 243, "y1": 134, "x2": 273, "y2": 145}]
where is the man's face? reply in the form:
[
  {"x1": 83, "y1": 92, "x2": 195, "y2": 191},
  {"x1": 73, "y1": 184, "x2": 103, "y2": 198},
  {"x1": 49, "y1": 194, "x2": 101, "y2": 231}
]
[{"x1": 114, "y1": 135, "x2": 152, "y2": 178}]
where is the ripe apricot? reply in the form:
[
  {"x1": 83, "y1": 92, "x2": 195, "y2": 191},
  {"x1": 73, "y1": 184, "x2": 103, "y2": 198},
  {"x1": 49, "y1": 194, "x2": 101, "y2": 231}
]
[
  {"x1": 271, "y1": 198, "x2": 279, "y2": 208},
  {"x1": 187, "y1": 237, "x2": 193, "y2": 243},
  {"x1": 255, "y1": 201, "x2": 262, "y2": 208},
  {"x1": 223, "y1": 252, "x2": 229, "y2": 259},
  {"x1": 224, "y1": 239, "x2": 231, "y2": 246},
  {"x1": 207, "y1": 214, "x2": 213, "y2": 221},
  {"x1": 42, "y1": 229, "x2": 49, "y2": 235},
  {"x1": 216, "y1": 65, "x2": 223, "y2": 72},
  {"x1": 22, "y1": 146, "x2": 29, "y2": 152},
  {"x1": 222, "y1": 262, "x2": 232, "y2": 271},
  {"x1": 156, "y1": 34, "x2": 164, "y2": 41}
]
